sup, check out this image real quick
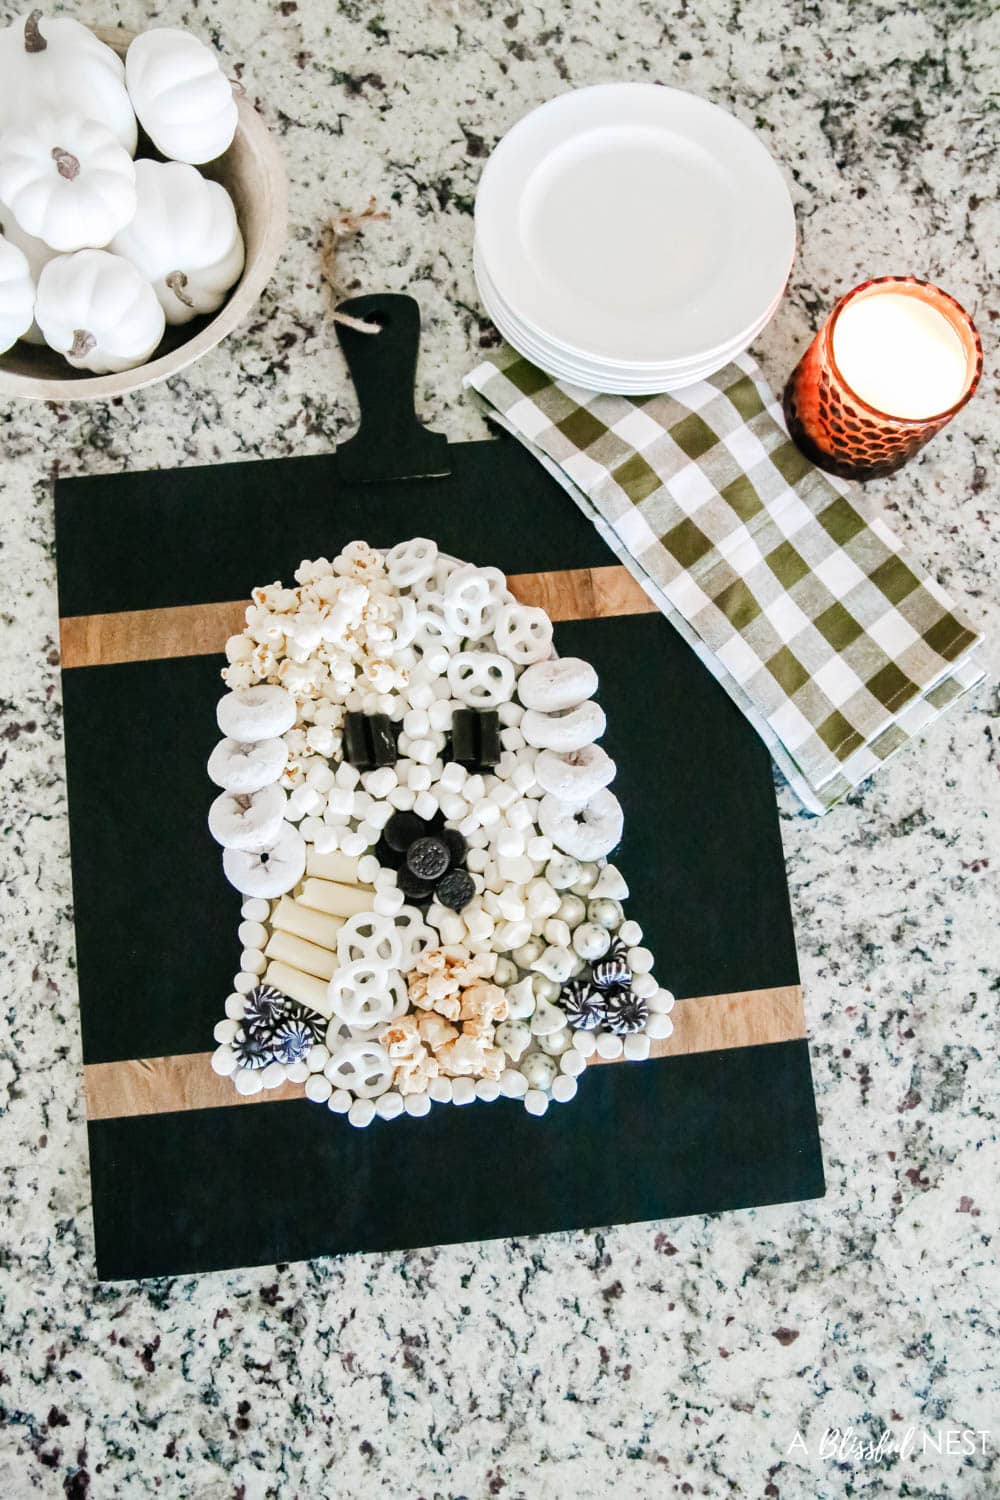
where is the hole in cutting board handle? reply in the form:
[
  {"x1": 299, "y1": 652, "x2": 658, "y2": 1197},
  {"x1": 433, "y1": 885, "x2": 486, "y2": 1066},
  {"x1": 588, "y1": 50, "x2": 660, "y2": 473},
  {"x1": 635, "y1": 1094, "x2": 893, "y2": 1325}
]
[{"x1": 334, "y1": 293, "x2": 451, "y2": 484}]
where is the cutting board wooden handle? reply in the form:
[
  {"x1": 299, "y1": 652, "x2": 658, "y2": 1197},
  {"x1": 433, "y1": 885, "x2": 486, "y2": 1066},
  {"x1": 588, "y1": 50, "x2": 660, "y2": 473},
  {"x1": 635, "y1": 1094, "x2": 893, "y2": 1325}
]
[{"x1": 334, "y1": 293, "x2": 451, "y2": 482}]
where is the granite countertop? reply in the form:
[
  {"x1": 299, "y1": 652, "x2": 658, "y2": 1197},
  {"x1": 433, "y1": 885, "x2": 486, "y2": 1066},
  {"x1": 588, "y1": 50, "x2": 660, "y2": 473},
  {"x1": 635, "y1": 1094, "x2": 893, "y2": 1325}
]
[{"x1": 1, "y1": 1, "x2": 997, "y2": 1496}]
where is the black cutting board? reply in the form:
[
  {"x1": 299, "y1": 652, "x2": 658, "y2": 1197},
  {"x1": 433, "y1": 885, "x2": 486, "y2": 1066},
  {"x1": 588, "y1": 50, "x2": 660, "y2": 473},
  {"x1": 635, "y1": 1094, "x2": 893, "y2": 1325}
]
[{"x1": 55, "y1": 296, "x2": 823, "y2": 1279}]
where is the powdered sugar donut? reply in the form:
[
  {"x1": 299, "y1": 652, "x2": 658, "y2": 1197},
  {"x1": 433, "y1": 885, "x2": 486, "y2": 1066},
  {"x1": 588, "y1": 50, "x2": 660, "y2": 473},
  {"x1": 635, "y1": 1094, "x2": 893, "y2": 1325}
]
[
  {"x1": 517, "y1": 657, "x2": 598, "y2": 712},
  {"x1": 222, "y1": 822, "x2": 306, "y2": 897},
  {"x1": 208, "y1": 784, "x2": 287, "y2": 850},
  {"x1": 207, "y1": 736, "x2": 288, "y2": 793},
  {"x1": 539, "y1": 788, "x2": 624, "y2": 860},
  {"x1": 534, "y1": 745, "x2": 616, "y2": 805},
  {"x1": 217, "y1": 685, "x2": 296, "y2": 741},
  {"x1": 522, "y1": 701, "x2": 606, "y2": 752}
]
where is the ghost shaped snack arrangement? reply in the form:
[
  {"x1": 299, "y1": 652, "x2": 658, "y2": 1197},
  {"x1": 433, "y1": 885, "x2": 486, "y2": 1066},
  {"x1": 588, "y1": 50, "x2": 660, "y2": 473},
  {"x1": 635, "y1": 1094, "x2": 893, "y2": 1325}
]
[{"x1": 206, "y1": 539, "x2": 676, "y2": 1124}]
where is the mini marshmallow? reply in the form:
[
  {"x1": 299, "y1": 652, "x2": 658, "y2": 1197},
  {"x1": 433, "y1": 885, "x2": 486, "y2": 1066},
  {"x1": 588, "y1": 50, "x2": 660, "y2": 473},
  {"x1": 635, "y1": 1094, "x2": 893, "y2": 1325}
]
[
  {"x1": 496, "y1": 888, "x2": 526, "y2": 922},
  {"x1": 560, "y1": 1048, "x2": 587, "y2": 1078},
  {"x1": 499, "y1": 1067, "x2": 528, "y2": 1098},
  {"x1": 211, "y1": 1044, "x2": 237, "y2": 1076},
  {"x1": 375, "y1": 1091, "x2": 405, "y2": 1120},
  {"x1": 305, "y1": 1073, "x2": 332, "y2": 1103},
  {"x1": 438, "y1": 761, "x2": 468, "y2": 794},
  {"x1": 224, "y1": 993, "x2": 247, "y2": 1020},
  {"x1": 649, "y1": 988, "x2": 675, "y2": 1015},
  {"x1": 389, "y1": 786, "x2": 417, "y2": 811},
  {"x1": 628, "y1": 946, "x2": 654, "y2": 974},
  {"x1": 439, "y1": 793, "x2": 469, "y2": 821},
  {"x1": 403, "y1": 708, "x2": 430, "y2": 738},
  {"x1": 328, "y1": 1089, "x2": 353, "y2": 1113},
  {"x1": 404, "y1": 1092, "x2": 431, "y2": 1117},
  {"x1": 241, "y1": 898, "x2": 270, "y2": 922},
  {"x1": 240, "y1": 948, "x2": 266, "y2": 975},
  {"x1": 632, "y1": 973, "x2": 658, "y2": 1000},
  {"x1": 619, "y1": 919, "x2": 643, "y2": 946},
  {"x1": 550, "y1": 1074, "x2": 578, "y2": 1104},
  {"x1": 365, "y1": 766, "x2": 397, "y2": 800},
  {"x1": 428, "y1": 1076, "x2": 454, "y2": 1104},
  {"x1": 500, "y1": 726, "x2": 526, "y2": 752},
  {"x1": 572, "y1": 1029, "x2": 597, "y2": 1058},
  {"x1": 475, "y1": 1078, "x2": 501, "y2": 1102},
  {"x1": 451, "y1": 1077, "x2": 477, "y2": 1105},
  {"x1": 340, "y1": 830, "x2": 368, "y2": 857},
  {"x1": 409, "y1": 738, "x2": 436, "y2": 765},
  {"x1": 348, "y1": 1098, "x2": 376, "y2": 1127},
  {"x1": 408, "y1": 764, "x2": 433, "y2": 792},
  {"x1": 238, "y1": 920, "x2": 268, "y2": 949},
  {"x1": 326, "y1": 786, "x2": 354, "y2": 817},
  {"x1": 373, "y1": 887, "x2": 405, "y2": 917},
  {"x1": 624, "y1": 1033, "x2": 652, "y2": 1061},
  {"x1": 334, "y1": 762, "x2": 360, "y2": 790},
  {"x1": 523, "y1": 1089, "x2": 549, "y2": 1116},
  {"x1": 414, "y1": 790, "x2": 439, "y2": 822}
]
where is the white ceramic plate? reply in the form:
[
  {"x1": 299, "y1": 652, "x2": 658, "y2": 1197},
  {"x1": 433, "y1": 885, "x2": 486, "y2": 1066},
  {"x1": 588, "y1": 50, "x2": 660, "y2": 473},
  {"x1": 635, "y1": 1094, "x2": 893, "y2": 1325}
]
[
  {"x1": 475, "y1": 83, "x2": 794, "y2": 367},
  {"x1": 475, "y1": 245, "x2": 781, "y2": 393}
]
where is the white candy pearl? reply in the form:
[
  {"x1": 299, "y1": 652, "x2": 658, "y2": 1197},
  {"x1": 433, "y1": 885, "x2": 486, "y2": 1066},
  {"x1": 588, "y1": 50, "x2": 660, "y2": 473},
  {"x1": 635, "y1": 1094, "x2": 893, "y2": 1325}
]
[
  {"x1": 624, "y1": 1033, "x2": 651, "y2": 1061},
  {"x1": 328, "y1": 1088, "x2": 353, "y2": 1113},
  {"x1": 211, "y1": 1044, "x2": 237, "y2": 1076},
  {"x1": 619, "y1": 919, "x2": 643, "y2": 946},
  {"x1": 523, "y1": 1089, "x2": 549, "y2": 1117},
  {"x1": 551, "y1": 1074, "x2": 578, "y2": 1104},
  {"x1": 649, "y1": 988, "x2": 675, "y2": 1015},
  {"x1": 560, "y1": 1048, "x2": 587, "y2": 1077},
  {"x1": 404, "y1": 1092, "x2": 431, "y2": 1117},
  {"x1": 572, "y1": 1030, "x2": 597, "y2": 1057},
  {"x1": 305, "y1": 1073, "x2": 332, "y2": 1102},
  {"x1": 234, "y1": 1068, "x2": 264, "y2": 1095},
  {"x1": 646, "y1": 1012, "x2": 674, "y2": 1040},
  {"x1": 452, "y1": 1077, "x2": 477, "y2": 1106},
  {"x1": 596, "y1": 1032, "x2": 624, "y2": 1060},
  {"x1": 349, "y1": 1097, "x2": 376, "y2": 1127},
  {"x1": 261, "y1": 1061, "x2": 288, "y2": 1089}
]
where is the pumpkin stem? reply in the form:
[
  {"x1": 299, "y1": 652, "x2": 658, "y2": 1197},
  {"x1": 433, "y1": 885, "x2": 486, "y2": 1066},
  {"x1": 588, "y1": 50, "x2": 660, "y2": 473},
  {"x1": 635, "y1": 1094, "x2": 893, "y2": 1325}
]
[
  {"x1": 51, "y1": 148, "x2": 81, "y2": 182},
  {"x1": 165, "y1": 271, "x2": 195, "y2": 309},
  {"x1": 24, "y1": 10, "x2": 47, "y2": 52},
  {"x1": 70, "y1": 329, "x2": 96, "y2": 359}
]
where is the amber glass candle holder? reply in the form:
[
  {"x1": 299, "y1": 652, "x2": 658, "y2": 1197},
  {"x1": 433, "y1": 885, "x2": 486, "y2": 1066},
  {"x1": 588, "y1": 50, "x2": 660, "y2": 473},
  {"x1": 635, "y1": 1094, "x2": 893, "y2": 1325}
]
[{"x1": 783, "y1": 277, "x2": 982, "y2": 482}]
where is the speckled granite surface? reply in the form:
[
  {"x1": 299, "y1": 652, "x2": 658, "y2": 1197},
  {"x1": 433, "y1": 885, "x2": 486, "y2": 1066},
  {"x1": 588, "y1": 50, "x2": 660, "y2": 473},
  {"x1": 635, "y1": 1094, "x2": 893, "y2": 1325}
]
[{"x1": 1, "y1": 1, "x2": 997, "y2": 1496}]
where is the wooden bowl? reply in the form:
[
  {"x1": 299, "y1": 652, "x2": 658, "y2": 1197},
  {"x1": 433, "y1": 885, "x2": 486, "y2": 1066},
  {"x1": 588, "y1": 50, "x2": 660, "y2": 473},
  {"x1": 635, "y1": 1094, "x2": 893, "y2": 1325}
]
[{"x1": 0, "y1": 28, "x2": 287, "y2": 401}]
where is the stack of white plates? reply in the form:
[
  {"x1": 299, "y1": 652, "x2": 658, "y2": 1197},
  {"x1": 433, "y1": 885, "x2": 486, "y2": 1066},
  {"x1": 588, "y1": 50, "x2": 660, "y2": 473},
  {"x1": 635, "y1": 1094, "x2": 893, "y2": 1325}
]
[{"x1": 474, "y1": 83, "x2": 795, "y2": 394}]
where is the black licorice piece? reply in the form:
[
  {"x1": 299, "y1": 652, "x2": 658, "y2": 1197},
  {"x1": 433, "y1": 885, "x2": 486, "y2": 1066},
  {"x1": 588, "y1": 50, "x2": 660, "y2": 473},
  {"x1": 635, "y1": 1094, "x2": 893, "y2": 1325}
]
[
  {"x1": 406, "y1": 836, "x2": 450, "y2": 881},
  {"x1": 435, "y1": 868, "x2": 475, "y2": 911},
  {"x1": 343, "y1": 712, "x2": 373, "y2": 768},
  {"x1": 369, "y1": 714, "x2": 397, "y2": 766},
  {"x1": 450, "y1": 709, "x2": 501, "y2": 771},
  {"x1": 375, "y1": 835, "x2": 405, "y2": 870},
  {"x1": 397, "y1": 866, "x2": 436, "y2": 903},
  {"x1": 440, "y1": 827, "x2": 468, "y2": 869},
  {"x1": 384, "y1": 810, "x2": 426, "y2": 853}
]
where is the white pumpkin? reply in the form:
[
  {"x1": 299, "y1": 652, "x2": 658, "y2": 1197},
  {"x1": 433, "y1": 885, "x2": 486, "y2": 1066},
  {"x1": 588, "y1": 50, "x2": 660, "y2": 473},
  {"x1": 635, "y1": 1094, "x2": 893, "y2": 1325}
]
[
  {"x1": 110, "y1": 160, "x2": 244, "y2": 325},
  {"x1": 0, "y1": 233, "x2": 34, "y2": 352},
  {"x1": 0, "y1": 113, "x2": 137, "y2": 254},
  {"x1": 0, "y1": 196, "x2": 54, "y2": 342},
  {"x1": 35, "y1": 249, "x2": 165, "y2": 373},
  {"x1": 126, "y1": 28, "x2": 238, "y2": 165},
  {"x1": 0, "y1": 11, "x2": 137, "y2": 156}
]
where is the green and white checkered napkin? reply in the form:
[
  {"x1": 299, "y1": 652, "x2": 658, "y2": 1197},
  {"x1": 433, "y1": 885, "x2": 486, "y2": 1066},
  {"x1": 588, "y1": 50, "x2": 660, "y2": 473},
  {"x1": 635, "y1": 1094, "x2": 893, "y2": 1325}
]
[{"x1": 465, "y1": 347, "x2": 986, "y2": 814}]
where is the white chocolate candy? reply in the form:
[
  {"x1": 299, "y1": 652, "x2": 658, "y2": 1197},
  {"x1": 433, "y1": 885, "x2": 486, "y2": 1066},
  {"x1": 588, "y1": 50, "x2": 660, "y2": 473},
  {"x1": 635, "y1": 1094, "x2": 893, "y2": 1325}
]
[
  {"x1": 265, "y1": 929, "x2": 337, "y2": 981},
  {"x1": 493, "y1": 603, "x2": 553, "y2": 665},
  {"x1": 264, "y1": 960, "x2": 334, "y2": 1016},
  {"x1": 272, "y1": 897, "x2": 344, "y2": 949},
  {"x1": 539, "y1": 788, "x2": 623, "y2": 861},
  {"x1": 208, "y1": 784, "x2": 286, "y2": 851},
  {"x1": 223, "y1": 823, "x2": 306, "y2": 898},
  {"x1": 534, "y1": 745, "x2": 615, "y2": 805},
  {"x1": 208, "y1": 736, "x2": 288, "y2": 793},
  {"x1": 298, "y1": 879, "x2": 375, "y2": 919},
  {"x1": 572, "y1": 922, "x2": 611, "y2": 961},
  {"x1": 591, "y1": 863, "x2": 629, "y2": 900},
  {"x1": 217, "y1": 684, "x2": 296, "y2": 741},
  {"x1": 517, "y1": 657, "x2": 598, "y2": 712},
  {"x1": 447, "y1": 651, "x2": 516, "y2": 709},
  {"x1": 522, "y1": 701, "x2": 606, "y2": 753}
]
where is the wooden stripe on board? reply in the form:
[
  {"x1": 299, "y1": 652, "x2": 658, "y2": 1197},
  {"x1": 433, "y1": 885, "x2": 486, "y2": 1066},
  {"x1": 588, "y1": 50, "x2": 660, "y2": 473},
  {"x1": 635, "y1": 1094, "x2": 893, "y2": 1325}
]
[
  {"x1": 59, "y1": 566, "x2": 657, "y2": 669},
  {"x1": 83, "y1": 985, "x2": 805, "y2": 1121}
]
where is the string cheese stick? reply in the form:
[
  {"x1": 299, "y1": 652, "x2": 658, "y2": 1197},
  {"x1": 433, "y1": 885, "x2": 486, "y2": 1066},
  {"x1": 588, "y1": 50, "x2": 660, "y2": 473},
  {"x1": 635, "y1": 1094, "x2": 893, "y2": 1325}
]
[
  {"x1": 271, "y1": 896, "x2": 344, "y2": 949},
  {"x1": 306, "y1": 848, "x2": 360, "y2": 884},
  {"x1": 264, "y1": 961, "x2": 334, "y2": 1017},
  {"x1": 266, "y1": 929, "x2": 338, "y2": 981},
  {"x1": 298, "y1": 878, "x2": 375, "y2": 918}
]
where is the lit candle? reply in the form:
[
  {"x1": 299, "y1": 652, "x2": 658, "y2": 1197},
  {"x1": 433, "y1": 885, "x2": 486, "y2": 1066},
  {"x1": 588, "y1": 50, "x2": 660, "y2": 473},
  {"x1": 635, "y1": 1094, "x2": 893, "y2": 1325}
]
[{"x1": 783, "y1": 277, "x2": 982, "y2": 481}]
